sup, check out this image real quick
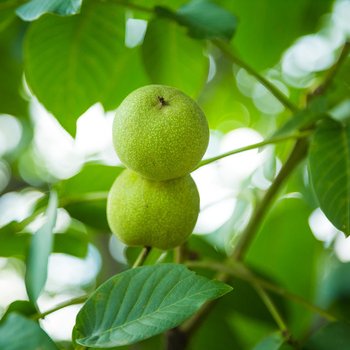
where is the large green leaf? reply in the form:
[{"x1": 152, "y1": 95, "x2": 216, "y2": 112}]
[
  {"x1": 308, "y1": 118, "x2": 350, "y2": 235},
  {"x1": 73, "y1": 264, "x2": 231, "y2": 347},
  {"x1": 24, "y1": 1, "x2": 126, "y2": 135},
  {"x1": 0, "y1": 222, "x2": 29, "y2": 258},
  {"x1": 25, "y1": 191, "x2": 58, "y2": 303},
  {"x1": 304, "y1": 322, "x2": 350, "y2": 350},
  {"x1": 54, "y1": 226, "x2": 88, "y2": 258},
  {"x1": 102, "y1": 46, "x2": 150, "y2": 111},
  {"x1": 0, "y1": 19, "x2": 27, "y2": 117},
  {"x1": 16, "y1": 0, "x2": 82, "y2": 21},
  {"x1": 327, "y1": 55, "x2": 350, "y2": 108},
  {"x1": 58, "y1": 164, "x2": 123, "y2": 231},
  {"x1": 59, "y1": 164, "x2": 123, "y2": 198},
  {"x1": 215, "y1": 0, "x2": 333, "y2": 69},
  {"x1": 142, "y1": 18, "x2": 208, "y2": 98},
  {"x1": 0, "y1": 313, "x2": 58, "y2": 350},
  {"x1": 1, "y1": 300, "x2": 36, "y2": 322},
  {"x1": 317, "y1": 261, "x2": 350, "y2": 321}
]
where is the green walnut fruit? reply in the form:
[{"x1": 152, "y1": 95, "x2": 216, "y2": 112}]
[
  {"x1": 107, "y1": 169, "x2": 200, "y2": 250},
  {"x1": 113, "y1": 85, "x2": 209, "y2": 181}
]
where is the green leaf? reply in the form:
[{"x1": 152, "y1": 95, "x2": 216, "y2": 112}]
[
  {"x1": 102, "y1": 46, "x2": 150, "y2": 111},
  {"x1": 176, "y1": 0, "x2": 236, "y2": 40},
  {"x1": 25, "y1": 191, "x2": 58, "y2": 303},
  {"x1": 253, "y1": 332, "x2": 284, "y2": 350},
  {"x1": 0, "y1": 222, "x2": 29, "y2": 258},
  {"x1": 1, "y1": 301, "x2": 36, "y2": 322},
  {"x1": 16, "y1": 0, "x2": 82, "y2": 21},
  {"x1": 215, "y1": 0, "x2": 334, "y2": 69},
  {"x1": 142, "y1": 18, "x2": 208, "y2": 98},
  {"x1": 73, "y1": 263, "x2": 232, "y2": 347},
  {"x1": 188, "y1": 234, "x2": 226, "y2": 262},
  {"x1": 304, "y1": 322, "x2": 350, "y2": 350},
  {"x1": 59, "y1": 164, "x2": 123, "y2": 198},
  {"x1": 317, "y1": 260, "x2": 350, "y2": 321},
  {"x1": 327, "y1": 55, "x2": 350, "y2": 108},
  {"x1": 330, "y1": 100, "x2": 350, "y2": 123},
  {"x1": 59, "y1": 164, "x2": 123, "y2": 231},
  {"x1": 308, "y1": 118, "x2": 350, "y2": 235},
  {"x1": 54, "y1": 227, "x2": 88, "y2": 258},
  {"x1": 0, "y1": 313, "x2": 58, "y2": 350},
  {"x1": 24, "y1": 1, "x2": 126, "y2": 135},
  {"x1": 0, "y1": 19, "x2": 27, "y2": 117}
]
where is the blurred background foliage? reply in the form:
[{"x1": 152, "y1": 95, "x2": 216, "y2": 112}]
[{"x1": 0, "y1": 0, "x2": 350, "y2": 349}]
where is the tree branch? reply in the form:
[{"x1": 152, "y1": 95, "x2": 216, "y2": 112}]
[{"x1": 212, "y1": 39, "x2": 299, "y2": 113}]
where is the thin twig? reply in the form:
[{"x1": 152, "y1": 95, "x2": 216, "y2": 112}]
[
  {"x1": 212, "y1": 39, "x2": 299, "y2": 113},
  {"x1": 197, "y1": 130, "x2": 311, "y2": 169},
  {"x1": 132, "y1": 246, "x2": 151, "y2": 268},
  {"x1": 254, "y1": 285, "x2": 300, "y2": 348},
  {"x1": 31, "y1": 295, "x2": 88, "y2": 320},
  {"x1": 254, "y1": 284, "x2": 288, "y2": 333}
]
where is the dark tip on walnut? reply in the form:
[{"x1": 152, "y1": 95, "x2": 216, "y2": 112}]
[{"x1": 158, "y1": 96, "x2": 168, "y2": 106}]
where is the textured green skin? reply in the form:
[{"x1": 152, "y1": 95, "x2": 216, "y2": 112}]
[
  {"x1": 107, "y1": 170, "x2": 200, "y2": 250},
  {"x1": 113, "y1": 85, "x2": 209, "y2": 181}
]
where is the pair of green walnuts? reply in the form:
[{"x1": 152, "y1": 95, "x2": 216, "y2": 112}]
[{"x1": 107, "y1": 85, "x2": 209, "y2": 250}]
